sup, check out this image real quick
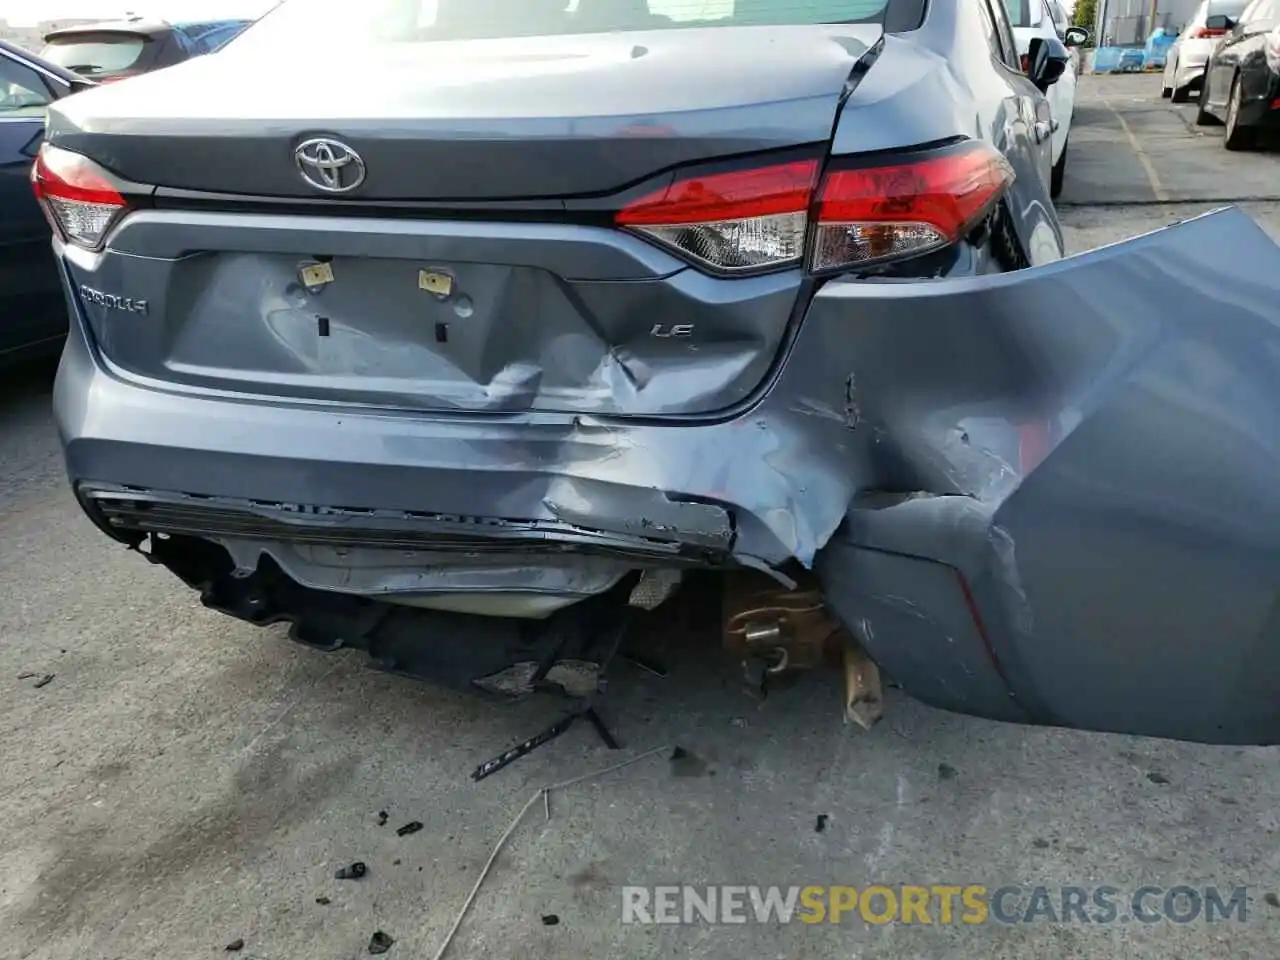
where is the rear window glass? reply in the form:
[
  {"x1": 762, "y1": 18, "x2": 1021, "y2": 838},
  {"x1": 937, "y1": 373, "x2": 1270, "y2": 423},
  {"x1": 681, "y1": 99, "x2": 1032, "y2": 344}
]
[
  {"x1": 237, "y1": 0, "x2": 892, "y2": 44},
  {"x1": 0, "y1": 55, "x2": 53, "y2": 118},
  {"x1": 39, "y1": 35, "x2": 147, "y2": 77},
  {"x1": 1004, "y1": 0, "x2": 1038, "y2": 26}
]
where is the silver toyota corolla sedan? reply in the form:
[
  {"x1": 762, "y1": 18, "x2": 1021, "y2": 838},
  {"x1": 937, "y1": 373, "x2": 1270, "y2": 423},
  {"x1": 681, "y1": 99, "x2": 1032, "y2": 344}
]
[{"x1": 33, "y1": 0, "x2": 1280, "y2": 746}]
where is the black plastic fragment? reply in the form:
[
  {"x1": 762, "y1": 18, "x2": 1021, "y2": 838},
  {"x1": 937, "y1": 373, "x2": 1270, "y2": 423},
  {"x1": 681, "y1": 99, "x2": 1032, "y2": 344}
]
[
  {"x1": 335, "y1": 861, "x2": 367, "y2": 880},
  {"x1": 33, "y1": 674, "x2": 55, "y2": 689},
  {"x1": 815, "y1": 814, "x2": 829, "y2": 833},
  {"x1": 377, "y1": 810, "x2": 389, "y2": 826},
  {"x1": 541, "y1": 914, "x2": 560, "y2": 926},
  {"x1": 315, "y1": 896, "x2": 331, "y2": 905},
  {"x1": 396, "y1": 821, "x2": 423, "y2": 837},
  {"x1": 224, "y1": 938, "x2": 244, "y2": 952},
  {"x1": 938, "y1": 763, "x2": 958, "y2": 780},
  {"x1": 368, "y1": 930, "x2": 395, "y2": 954}
]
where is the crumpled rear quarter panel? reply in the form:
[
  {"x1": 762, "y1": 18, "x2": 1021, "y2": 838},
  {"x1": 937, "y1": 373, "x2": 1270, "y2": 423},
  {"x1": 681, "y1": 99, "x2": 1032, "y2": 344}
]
[{"x1": 813, "y1": 207, "x2": 1280, "y2": 744}]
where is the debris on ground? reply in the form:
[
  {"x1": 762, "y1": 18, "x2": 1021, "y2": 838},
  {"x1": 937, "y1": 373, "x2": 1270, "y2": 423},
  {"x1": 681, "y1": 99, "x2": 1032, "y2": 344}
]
[
  {"x1": 668, "y1": 746, "x2": 706, "y2": 778},
  {"x1": 224, "y1": 938, "x2": 244, "y2": 952},
  {"x1": 368, "y1": 930, "x2": 395, "y2": 954},
  {"x1": 1265, "y1": 893, "x2": 1280, "y2": 908},
  {"x1": 335, "y1": 861, "x2": 367, "y2": 880},
  {"x1": 1147, "y1": 771, "x2": 1170, "y2": 784},
  {"x1": 396, "y1": 821, "x2": 423, "y2": 837},
  {"x1": 377, "y1": 810, "x2": 389, "y2": 826},
  {"x1": 17, "y1": 672, "x2": 36, "y2": 680},
  {"x1": 315, "y1": 896, "x2": 331, "y2": 905},
  {"x1": 32, "y1": 674, "x2": 55, "y2": 688},
  {"x1": 393, "y1": 858, "x2": 401, "y2": 866},
  {"x1": 814, "y1": 814, "x2": 829, "y2": 833},
  {"x1": 430, "y1": 745, "x2": 669, "y2": 960},
  {"x1": 938, "y1": 763, "x2": 958, "y2": 780},
  {"x1": 541, "y1": 914, "x2": 560, "y2": 926},
  {"x1": 1033, "y1": 838, "x2": 1050, "y2": 849}
]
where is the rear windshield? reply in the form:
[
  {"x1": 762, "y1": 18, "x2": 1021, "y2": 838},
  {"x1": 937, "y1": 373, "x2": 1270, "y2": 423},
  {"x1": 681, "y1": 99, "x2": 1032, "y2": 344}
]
[
  {"x1": 236, "y1": 0, "x2": 892, "y2": 44},
  {"x1": 39, "y1": 34, "x2": 147, "y2": 76}
]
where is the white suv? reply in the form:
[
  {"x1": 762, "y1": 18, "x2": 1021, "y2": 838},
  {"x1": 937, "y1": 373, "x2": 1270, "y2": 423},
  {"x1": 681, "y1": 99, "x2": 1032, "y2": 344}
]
[{"x1": 1007, "y1": 0, "x2": 1089, "y2": 197}]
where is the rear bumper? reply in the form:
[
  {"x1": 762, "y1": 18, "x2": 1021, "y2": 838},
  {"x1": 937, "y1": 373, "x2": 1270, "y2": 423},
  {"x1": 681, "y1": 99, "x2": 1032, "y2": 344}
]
[
  {"x1": 55, "y1": 207, "x2": 1280, "y2": 744},
  {"x1": 54, "y1": 270, "x2": 870, "y2": 570},
  {"x1": 1171, "y1": 61, "x2": 1206, "y2": 89}
]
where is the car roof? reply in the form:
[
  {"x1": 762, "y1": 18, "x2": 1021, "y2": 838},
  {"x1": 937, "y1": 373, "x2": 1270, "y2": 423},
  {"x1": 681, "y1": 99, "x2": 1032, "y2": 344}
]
[{"x1": 0, "y1": 36, "x2": 95, "y2": 87}]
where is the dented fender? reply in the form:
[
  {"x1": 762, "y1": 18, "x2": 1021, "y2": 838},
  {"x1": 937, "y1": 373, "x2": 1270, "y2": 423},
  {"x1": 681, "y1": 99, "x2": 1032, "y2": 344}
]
[{"x1": 809, "y1": 207, "x2": 1280, "y2": 744}]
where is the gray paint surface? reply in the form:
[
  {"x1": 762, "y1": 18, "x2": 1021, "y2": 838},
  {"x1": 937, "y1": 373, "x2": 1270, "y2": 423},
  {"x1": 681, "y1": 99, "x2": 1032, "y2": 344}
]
[{"x1": 47, "y1": 26, "x2": 880, "y2": 199}]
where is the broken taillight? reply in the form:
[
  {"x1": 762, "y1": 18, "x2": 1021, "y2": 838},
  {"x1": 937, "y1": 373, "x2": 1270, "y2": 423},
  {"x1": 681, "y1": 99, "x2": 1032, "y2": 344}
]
[
  {"x1": 812, "y1": 141, "x2": 1015, "y2": 272},
  {"x1": 615, "y1": 159, "x2": 819, "y2": 272},
  {"x1": 615, "y1": 141, "x2": 1013, "y2": 275},
  {"x1": 30, "y1": 144, "x2": 129, "y2": 250}
]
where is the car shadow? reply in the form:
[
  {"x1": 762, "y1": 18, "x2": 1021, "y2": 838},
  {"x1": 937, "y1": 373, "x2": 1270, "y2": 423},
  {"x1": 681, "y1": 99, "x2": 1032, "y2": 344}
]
[{"x1": 0, "y1": 354, "x2": 59, "y2": 414}]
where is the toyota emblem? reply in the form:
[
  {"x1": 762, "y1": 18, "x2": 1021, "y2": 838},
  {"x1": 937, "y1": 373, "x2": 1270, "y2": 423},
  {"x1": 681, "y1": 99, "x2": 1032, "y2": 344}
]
[{"x1": 295, "y1": 137, "x2": 366, "y2": 194}]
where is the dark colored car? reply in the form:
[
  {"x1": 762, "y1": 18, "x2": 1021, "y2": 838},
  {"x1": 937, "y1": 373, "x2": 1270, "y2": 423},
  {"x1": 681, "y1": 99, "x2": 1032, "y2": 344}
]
[
  {"x1": 0, "y1": 40, "x2": 92, "y2": 367},
  {"x1": 35, "y1": 0, "x2": 1280, "y2": 748},
  {"x1": 38, "y1": 17, "x2": 252, "y2": 83},
  {"x1": 1196, "y1": 0, "x2": 1280, "y2": 147}
]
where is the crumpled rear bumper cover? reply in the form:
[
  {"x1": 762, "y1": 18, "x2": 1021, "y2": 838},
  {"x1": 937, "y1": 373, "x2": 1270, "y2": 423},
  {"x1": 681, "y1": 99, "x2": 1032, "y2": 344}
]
[
  {"x1": 56, "y1": 269, "x2": 870, "y2": 572},
  {"x1": 56, "y1": 208, "x2": 1280, "y2": 744}
]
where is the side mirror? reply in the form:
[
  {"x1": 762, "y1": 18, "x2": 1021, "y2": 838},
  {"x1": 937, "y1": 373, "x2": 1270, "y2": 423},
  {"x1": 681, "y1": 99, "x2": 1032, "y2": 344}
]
[
  {"x1": 1204, "y1": 13, "x2": 1234, "y2": 29},
  {"x1": 1027, "y1": 35, "x2": 1070, "y2": 92},
  {"x1": 1063, "y1": 25, "x2": 1090, "y2": 46}
]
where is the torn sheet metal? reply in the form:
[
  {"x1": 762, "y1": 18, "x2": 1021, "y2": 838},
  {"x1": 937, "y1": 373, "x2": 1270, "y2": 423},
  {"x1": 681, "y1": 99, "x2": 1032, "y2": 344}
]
[{"x1": 812, "y1": 207, "x2": 1280, "y2": 745}]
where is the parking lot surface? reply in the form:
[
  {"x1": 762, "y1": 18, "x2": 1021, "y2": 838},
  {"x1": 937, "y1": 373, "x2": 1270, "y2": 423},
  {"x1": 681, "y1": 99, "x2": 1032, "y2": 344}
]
[{"x1": 3, "y1": 72, "x2": 1280, "y2": 960}]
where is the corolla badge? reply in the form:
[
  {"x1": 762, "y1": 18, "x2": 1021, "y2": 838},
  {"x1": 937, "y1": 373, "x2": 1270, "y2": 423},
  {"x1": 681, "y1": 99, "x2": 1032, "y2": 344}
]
[
  {"x1": 295, "y1": 137, "x2": 366, "y2": 193},
  {"x1": 79, "y1": 285, "x2": 148, "y2": 315}
]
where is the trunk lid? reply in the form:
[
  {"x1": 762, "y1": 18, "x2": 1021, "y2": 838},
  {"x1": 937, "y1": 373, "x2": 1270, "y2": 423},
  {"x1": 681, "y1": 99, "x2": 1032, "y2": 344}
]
[
  {"x1": 52, "y1": 24, "x2": 884, "y2": 418},
  {"x1": 47, "y1": 25, "x2": 881, "y2": 199}
]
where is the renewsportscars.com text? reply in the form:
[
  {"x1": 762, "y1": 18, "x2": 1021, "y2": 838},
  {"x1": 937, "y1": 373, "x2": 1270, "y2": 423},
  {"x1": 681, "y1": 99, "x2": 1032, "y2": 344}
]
[{"x1": 621, "y1": 884, "x2": 1250, "y2": 925}]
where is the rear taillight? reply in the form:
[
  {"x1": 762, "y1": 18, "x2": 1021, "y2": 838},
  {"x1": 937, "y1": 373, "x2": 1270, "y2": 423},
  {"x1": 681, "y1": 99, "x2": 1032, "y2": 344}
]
[
  {"x1": 30, "y1": 144, "x2": 128, "y2": 250},
  {"x1": 616, "y1": 142, "x2": 1008, "y2": 277},
  {"x1": 615, "y1": 160, "x2": 818, "y2": 272},
  {"x1": 811, "y1": 142, "x2": 1015, "y2": 272},
  {"x1": 615, "y1": 142, "x2": 1012, "y2": 275},
  {"x1": 1192, "y1": 26, "x2": 1227, "y2": 37}
]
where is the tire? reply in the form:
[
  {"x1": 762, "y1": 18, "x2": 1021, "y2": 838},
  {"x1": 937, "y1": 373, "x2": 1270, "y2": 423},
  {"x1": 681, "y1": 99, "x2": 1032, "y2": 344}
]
[
  {"x1": 1161, "y1": 84, "x2": 1173, "y2": 98},
  {"x1": 1171, "y1": 83, "x2": 1191, "y2": 103},
  {"x1": 991, "y1": 201, "x2": 1028, "y2": 272},
  {"x1": 1223, "y1": 75, "x2": 1256, "y2": 151},
  {"x1": 1050, "y1": 136, "x2": 1068, "y2": 200},
  {"x1": 1196, "y1": 74, "x2": 1221, "y2": 126}
]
